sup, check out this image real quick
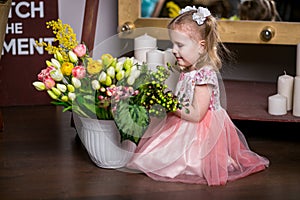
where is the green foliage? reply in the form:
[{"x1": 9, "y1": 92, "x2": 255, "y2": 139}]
[
  {"x1": 113, "y1": 64, "x2": 182, "y2": 144},
  {"x1": 114, "y1": 99, "x2": 149, "y2": 144}
]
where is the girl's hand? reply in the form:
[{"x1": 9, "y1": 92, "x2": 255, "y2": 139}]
[{"x1": 175, "y1": 84, "x2": 212, "y2": 122}]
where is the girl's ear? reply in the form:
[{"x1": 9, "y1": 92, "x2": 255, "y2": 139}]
[
  {"x1": 198, "y1": 40, "x2": 206, "y2": 53},
  {"x1": 199, "y1": 40, "x2": 206, "y2": 48}
]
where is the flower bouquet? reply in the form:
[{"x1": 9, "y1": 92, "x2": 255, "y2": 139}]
[{"x1": 32, "y1": 19, "x2": 181, "y2": 168}]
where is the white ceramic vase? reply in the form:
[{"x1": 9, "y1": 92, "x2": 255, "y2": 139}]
[{"x1": 73, "y1": 114, "x2": 136, "y2": 169}]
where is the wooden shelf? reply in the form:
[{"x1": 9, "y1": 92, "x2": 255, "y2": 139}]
[{"x1": 224, "y1": 80, "x2": 300, "y2": 122}]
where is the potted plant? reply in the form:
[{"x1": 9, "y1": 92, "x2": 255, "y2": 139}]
[{"x1": 32, "y1": 19, "x2": 181, "y2": 168}]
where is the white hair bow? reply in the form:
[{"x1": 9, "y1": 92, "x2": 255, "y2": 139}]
[{"x1": 179, "y1": 6, "x2": 211, "y2": 25}]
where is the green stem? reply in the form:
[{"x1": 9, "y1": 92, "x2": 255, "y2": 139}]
[{"x1": 72, "y1": 105, "x2": 91, "y2": 118}]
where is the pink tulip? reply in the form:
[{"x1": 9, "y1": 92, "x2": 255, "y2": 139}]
[
  {"x1": 38, "y1": 66, "x2": 55, "y2": 81},
  {"x1": 73, "y1": 44, "x2": 87, "y2": 57},
  {"x1": 38, "y1": 69, "x2": 47, "y2": 81},
  {"x1": 72, "y1": 65, "x2": 86, "y2": 79},
  {"x1": 43, "y1": 77, "x2": 55, "y2": 89}
]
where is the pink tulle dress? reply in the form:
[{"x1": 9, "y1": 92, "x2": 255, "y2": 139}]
[{"x1": 126, "y1": 66, "x2": 269, "y2": 186}]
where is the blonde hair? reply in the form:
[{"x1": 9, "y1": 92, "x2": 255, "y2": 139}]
[{"x1": 168, "y1": 10, "x2": 226, "y2": 71}]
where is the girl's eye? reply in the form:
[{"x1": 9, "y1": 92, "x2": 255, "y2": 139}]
[{"x1": 177, "y1": 43, "x2": 183, "y2": 47}]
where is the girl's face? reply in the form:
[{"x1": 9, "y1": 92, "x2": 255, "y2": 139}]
[{"x1": 169, "y1": 29, "x2": 205, "y2": 69}]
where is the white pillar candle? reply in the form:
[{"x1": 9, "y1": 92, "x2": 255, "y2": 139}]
[
  {"x1": 293, "y1": 76, "x2": 300, "y2": 117},
  {"x1": 146, "y1": 49, "x2": 164, "y2": 71},
  {"x1": 277, "y1": 71, "x2": 294, "y2": 111},
  {"x1": 164, "y1": 48, "x2": 176, "y2": 66},
  {"x1": 162, "y1": 49, "x2": 179, "y2": 92},
  {"x1": 296, "y1": 44, "x2": 300, "y2": 76},
  {"x1": 165, "y1": 70, "x2": 180, "y2": 92},
  {"x1": 268, "y1": 94, "x2": 287, "y2": 115},
  {"x1": 134, "y1": 34, "x2": 157, "y2": 62},
  {"x1": 134, "y1": 49, "x2": 152, "y2": 63}
]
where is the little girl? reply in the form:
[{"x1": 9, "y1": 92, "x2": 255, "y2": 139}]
[{"x1": 127, "y1": 6, "x2": 269, "y2": 186}]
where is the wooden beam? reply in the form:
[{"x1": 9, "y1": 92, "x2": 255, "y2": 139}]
[
  {"x1": 81, "y1": 0, "x2": 99, "y2": 55},
  {"x1": 118, "y1": 0, "x2": 300, "y2": 45},
  {"x1": 0, "y1": 0, "x2": 11, "y2": 60},
  {"x1": 0, "y1": 0, "x2": 12, "y2": 131}
]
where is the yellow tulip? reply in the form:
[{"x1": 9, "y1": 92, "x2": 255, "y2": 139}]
[
  {"x1": 61, "y1": 95, "x2": 68, "y2": 102},
  {"x1": 111, "y1": 58, "x2": 117, "y2": 67},
  {"x1": 67, "y1": 84, "x2": 75, "y2": 92},
  {"x1": 101, "y1": 53, "x2": 114, "y2": 66},
  {"x1": 46, "y1": 60, "x2": 52, "y2": 67},
  {"x1": 55, "y1": 51, "x2": 64, "y2": 62},
  {"x1": 125, "y1": 69, "x2": 131, "y2": 77},
  {"x1": 51, "y1": 87, "x2": 61, "y2": 96},
  {"x1": 47, "y1": 90, "x2": 58, "y2": 100},
  {"x1": 123, "y1": 57, "x2": 133, "y2": 70},
  {"x1": 87, "y1": 58, "x2": 102, "y2": 75},
  {"x1": 116, "y1": 70, "x2": 125, "y2": 81},
  {"x1": 61, "y1": 62, "x2": 74, "y2": 76},
  {"x1": 105, "y1": 76, "x2": 112, "y2": 86}
]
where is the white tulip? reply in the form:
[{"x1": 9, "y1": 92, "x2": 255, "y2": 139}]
[
  {"x1": 106, "y1": 66, "x2": 115, "y2": 79},
  {"x1": 68, "y1": 50, "x2": 78, "y2": 63},
  {"x1": 32, "y1": 81, "x2": 46, "y2": 91},
  {"x1": 98, "y1": 71, "x2": 107, "y2": 83},
  {"x1": 50, "y1": 70, "x2": 63, "y2": 81},
  {"x1": 91, "y1": 80, "x2": 100, "y2": 90},
  {"x1": 56, "y1": 83, "x2": 67, "y2": 92},
  {"x1": 51, "y1": 58, "x2": 61, "y2": 69},
  {"x1": 68, "y1": 92, "x2": 76, "y2": 101},
  {"x1": 131, "y1": 65, "x2": 137, "y2": 72},
  {"x1": 72, "y1": 77, "x2": 81, "y2": 88},
  {"x1": 132, "y1": 70, "x2": 141, "y2": 79},
  {"x1": 115, "y1": 62, "x2": 123, "y2": 72},
  {"x1": 127, "y1": 75, "x2": 135, "y2": 85}
]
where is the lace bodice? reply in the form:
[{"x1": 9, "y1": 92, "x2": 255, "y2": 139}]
[{"x1": 175, "y1": 66, "x2": 221, "y2": 111}]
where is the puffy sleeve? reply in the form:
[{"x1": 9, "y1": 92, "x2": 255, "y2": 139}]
[{"x1": 195, "y1": 66, "x2": 218, "y2": 87}]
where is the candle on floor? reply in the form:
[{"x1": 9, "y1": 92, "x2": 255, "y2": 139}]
[
  {"x1": 277, "y1": 71, "x2": 294, "y2": 111},
  {"x1": 134, "y1": 34, "x2": 157, "y2": 63},
  {"x1": 296, "y1": 44, "x2": 300, "y2": 76},
  {"x1": 268, "y1": 94, "x2": 287, "y2": 116},
  {"x1": 293, "y1": 76, "x2": 300, "y2": 117}
]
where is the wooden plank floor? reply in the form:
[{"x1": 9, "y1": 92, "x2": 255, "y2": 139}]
[{"x1": 1, "y1": 105, "x2": 300, "y2": 200}]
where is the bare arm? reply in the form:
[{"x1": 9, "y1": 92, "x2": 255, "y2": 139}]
[{"x1": 174, "y1": 84, "x2": 212, "y2": 122}]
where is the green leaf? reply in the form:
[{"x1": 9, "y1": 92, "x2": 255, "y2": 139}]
[
  {"x1": 114, "y1": 100, "x2": 150, "y2": 144},
  {"x1": 62, "y1": 106, "x2": 72, "y2": 112}
]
